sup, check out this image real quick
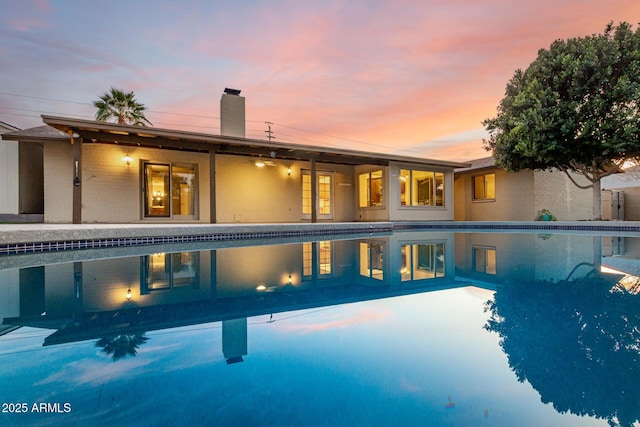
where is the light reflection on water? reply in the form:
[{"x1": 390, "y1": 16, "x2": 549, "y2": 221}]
[{"x1": 0, "y1": 231, "x2": 638, "y2": 426}]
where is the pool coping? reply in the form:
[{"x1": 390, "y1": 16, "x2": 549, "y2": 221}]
[{"x1": 2, "y1": 220, "x2": 640, "y2": 257}]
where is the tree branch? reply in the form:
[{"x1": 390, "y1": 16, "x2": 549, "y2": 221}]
[{"x1": 556, "y1": 164, "x2": 594, "y2": 189}]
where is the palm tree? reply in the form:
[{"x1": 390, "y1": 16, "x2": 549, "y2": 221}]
[
  {"x1": 93, "y1": 87, "x2": 152, "y2": 126},
  {"x1": 96, "y1": 333, "x2": 149, "y2": 361}
]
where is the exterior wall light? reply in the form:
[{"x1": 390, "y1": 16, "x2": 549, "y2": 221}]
[
  {"x1": 126, "y1": 288, "x2": 132, "y2": 300},
  {"x1": 124, "y1": 154, "x2": 132, "y2": 166},
  {"x1": 287, "y1": 167, "x2": 292, "y2": 176}
]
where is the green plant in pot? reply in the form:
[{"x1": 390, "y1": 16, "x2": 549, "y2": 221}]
[{"x1": 540, "y1": 209, "x2": 555, "y2": 221}]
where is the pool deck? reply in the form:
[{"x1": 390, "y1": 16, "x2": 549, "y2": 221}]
[{"x1": 2, "y1": 220, "x2": 640, "y2": 250}]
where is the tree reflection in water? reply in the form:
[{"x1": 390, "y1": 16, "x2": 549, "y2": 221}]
[
  {"x1": 484, "y1": 272, "x2": 640, "y2": 427},
  {"x1": 96, "y1": 334, "x2": 149, "y2": 361}
]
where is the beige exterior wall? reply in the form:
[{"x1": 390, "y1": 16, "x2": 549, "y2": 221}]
[
  {"x1": 80, "y1": 144, "x2": 211, "y2": 223},
  {"x1": 533, "y1": 170, "x2": 592, "y2": 220},
  {"x1": 0, "y1": 140, "x2": 19, "y2": 215},
  {"x1": 455, "y1": 167, "x2": 592, "y2": 221},
  {"x1": 454, "y1": 168, "x2": 534, "y2": 221},
  {"x1": 216, "y1": 155, "x2": 355, "y2": 223},
  {"x1": 43, "y1": 142, "x2": 74, "y2": 223},
  {"x1": 43, "y1": 141, "x2": 457, "y2": 223},
  {"x1": 618, "y1": 187, "x2": 640, "y2": 220}
]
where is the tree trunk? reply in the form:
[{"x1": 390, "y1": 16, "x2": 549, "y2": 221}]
[{"x1": 592, "y1": 179, "x2": 602, "y2": 220}]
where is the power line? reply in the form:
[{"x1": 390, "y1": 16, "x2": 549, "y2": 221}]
[{"x1": 0, "y1": 91, "x2": 425, "y2": 154}]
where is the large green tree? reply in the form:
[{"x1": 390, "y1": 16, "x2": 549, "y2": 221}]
[
  {"x1": 93, "y1": 87, "x2": 152, "y2": 126},
  {"x1": 483, "y1": 22, "x2": 640, "y2": 220}
]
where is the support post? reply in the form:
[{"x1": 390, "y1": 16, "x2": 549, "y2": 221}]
[
  {"x1": 311, "y1": 159, "x2": 317, "y2": 223},
  {"x1": 209, "y1": 151, "x2": 216, "y2": 223},
  {"x1": 72, "y1": 137, "x2": 82, "y2": 224}
]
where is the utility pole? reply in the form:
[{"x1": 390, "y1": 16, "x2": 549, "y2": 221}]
[{"x1": 264, "y1": 122, "x2": 275, "y2": 141}]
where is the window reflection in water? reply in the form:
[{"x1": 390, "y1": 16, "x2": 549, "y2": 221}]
[
  {"x1": 142, "y1": 252, "x2": 199, "y2": 293},
  {"x1": 360, "y1": 242, "x2": 384, "y2": 280},
  {"x1": 303, "y1": 241, "x2": 333, "y2": 279},
  {"x1": 401, "y1": 243, "x2": 445, "y2": 281},
  {"x1": 473, "y1": 246, "x2": 496, "y2": 275}
]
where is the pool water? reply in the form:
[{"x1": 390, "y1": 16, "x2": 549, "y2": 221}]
[{"x1": 0, "y1": 231, "x2": 638, "y2": 426}]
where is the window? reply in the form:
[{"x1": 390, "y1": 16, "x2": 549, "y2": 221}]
[
  {"x1": 301, "y1": 171, "x2": 333, "y2": 219},
  {"x1": 144, "y1": 163, "x2": 197, "y2": 219},
  {"x1": 360, "y1": 242, "x2": 384, "y2": 280},
  {"x1": 359, "y1": 170, "x2": 383, "y2": 208},
  {"x1": 400, "y1": 169, "x2": 444, "y2": 206},
  {"x1": 141, "y1": 251, "x2": 199, "y2": 293},
  {"x1": 473, "y1": 173, "x2": 495, "y2": 200},
  {"x1": 400, "y1": 243, "x2": 445, "y2": 281},
  {"x1": 473, "y1": 246, "x2": 496, "y2": 275}
]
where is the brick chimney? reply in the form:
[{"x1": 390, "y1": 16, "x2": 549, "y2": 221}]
[{"x1": 220, "y1": 88, "x2": 245, "y2": 138}]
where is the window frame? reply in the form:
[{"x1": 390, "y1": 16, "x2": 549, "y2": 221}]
[
  {"x1": 142, "y1": 161, "x2": 199, "y2": 220},
  {"x1": 399, "y1": 168, "x2": 445, "y2": 207},
  {"x1": 301, "y1": 170, "x2": 334, "y2": 220},
  {"x1": 472, "y1": 172, "x2": 496, "y2": 202},
  {"x1": 358, "y1": 170, "x2": 384, "y2": 208}
]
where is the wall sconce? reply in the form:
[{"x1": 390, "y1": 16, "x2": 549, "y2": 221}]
[
  {"x1": 73, "y1": 160, "x2": 80, "y2": 186},
  {"x1": 123, "y1": 154, "x2": 132, "y2": 166},
  {"x1": 288, "y1": 274, "x2": 293, "y2": 285},
  {"x1": 255, "y1": 156, "x2": 265, "y2": 167},
  {"x1": 126, "y1": 288, "x2": 132, "y2": 300},
  {"x1": 287, "y1": 167, "x2": 292, "y2": 176}
]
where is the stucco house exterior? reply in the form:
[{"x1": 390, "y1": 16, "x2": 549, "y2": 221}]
[
  {"x1": 0, "y1": 121, "x2": 44, "y2": 222},
  {"x1": 454, "y1": 157, "x2": 593, "y2": 221},
  {"x1": 1, "y1": 89, "x2": 467, "y2": 224}
]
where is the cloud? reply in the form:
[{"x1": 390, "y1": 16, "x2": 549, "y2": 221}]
[
  {"x1": 281, "y1": 309, "x2": 391, "y2": 334},
  {"x1": 3, "y1": 0, "x2": 640, "y2": 160}
]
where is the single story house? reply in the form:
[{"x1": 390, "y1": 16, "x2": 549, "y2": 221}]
[
  {"x1": 0, "y1": 121, "x2": 44, "y2": 222},
  {"x1": 1, "y1": 89, "x2": 468, "y2": 224},
  {"x1": 454, "y1": 157, "x2": 593, "y2": 221}
]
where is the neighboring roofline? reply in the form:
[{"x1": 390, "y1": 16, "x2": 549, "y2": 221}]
[
  {"x1": 0, "y1": 121, "x2": 20, "y2": 132},
  {"x1": 454, "y1": 156, "x2": 497, "y2": 173},
  {"x1": 39, "y1": 115, "x2": 470, "y2": 168},
  {"x1": 1, "y1": 124, "x2": 69, "y2": 143}
]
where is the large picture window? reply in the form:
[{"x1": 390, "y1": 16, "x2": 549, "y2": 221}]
[
  {"x1": 473, "y1": 173, "x2": 495, "y2": 200},
  {"x1": 359, "y1": 170, "x2": 383, "y2": 208},
  {"x1": 144, "y1": 163, "x2": 197, "y2": 219},
  {"x1": 400, "y1": 169, "x2": 444, "y2": 206}
]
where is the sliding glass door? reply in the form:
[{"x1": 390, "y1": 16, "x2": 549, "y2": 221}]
[{"x1": 144, "y1": 163, "x2": 197, "y2": 219}]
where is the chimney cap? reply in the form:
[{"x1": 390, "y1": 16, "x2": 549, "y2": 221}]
[{"x1": 224, "y1": 88, "x2": 242, "y2": 96}]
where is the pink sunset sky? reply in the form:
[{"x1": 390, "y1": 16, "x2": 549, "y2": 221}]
[{"x1": 1, "y1": 0, "x2": 639, "y2": 161}]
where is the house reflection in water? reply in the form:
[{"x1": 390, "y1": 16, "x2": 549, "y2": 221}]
[{"x1": 0, "y1": 232, "x2": 458, "y2": 362}]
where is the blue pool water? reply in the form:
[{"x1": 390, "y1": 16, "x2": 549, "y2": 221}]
[{"x1": 0, "y1": 231, "x2": 638, "y2": 426}]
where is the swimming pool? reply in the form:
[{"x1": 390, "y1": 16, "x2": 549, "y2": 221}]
[{"x1": 0, "y1": 230, "x2": 638, "y2": 426}]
